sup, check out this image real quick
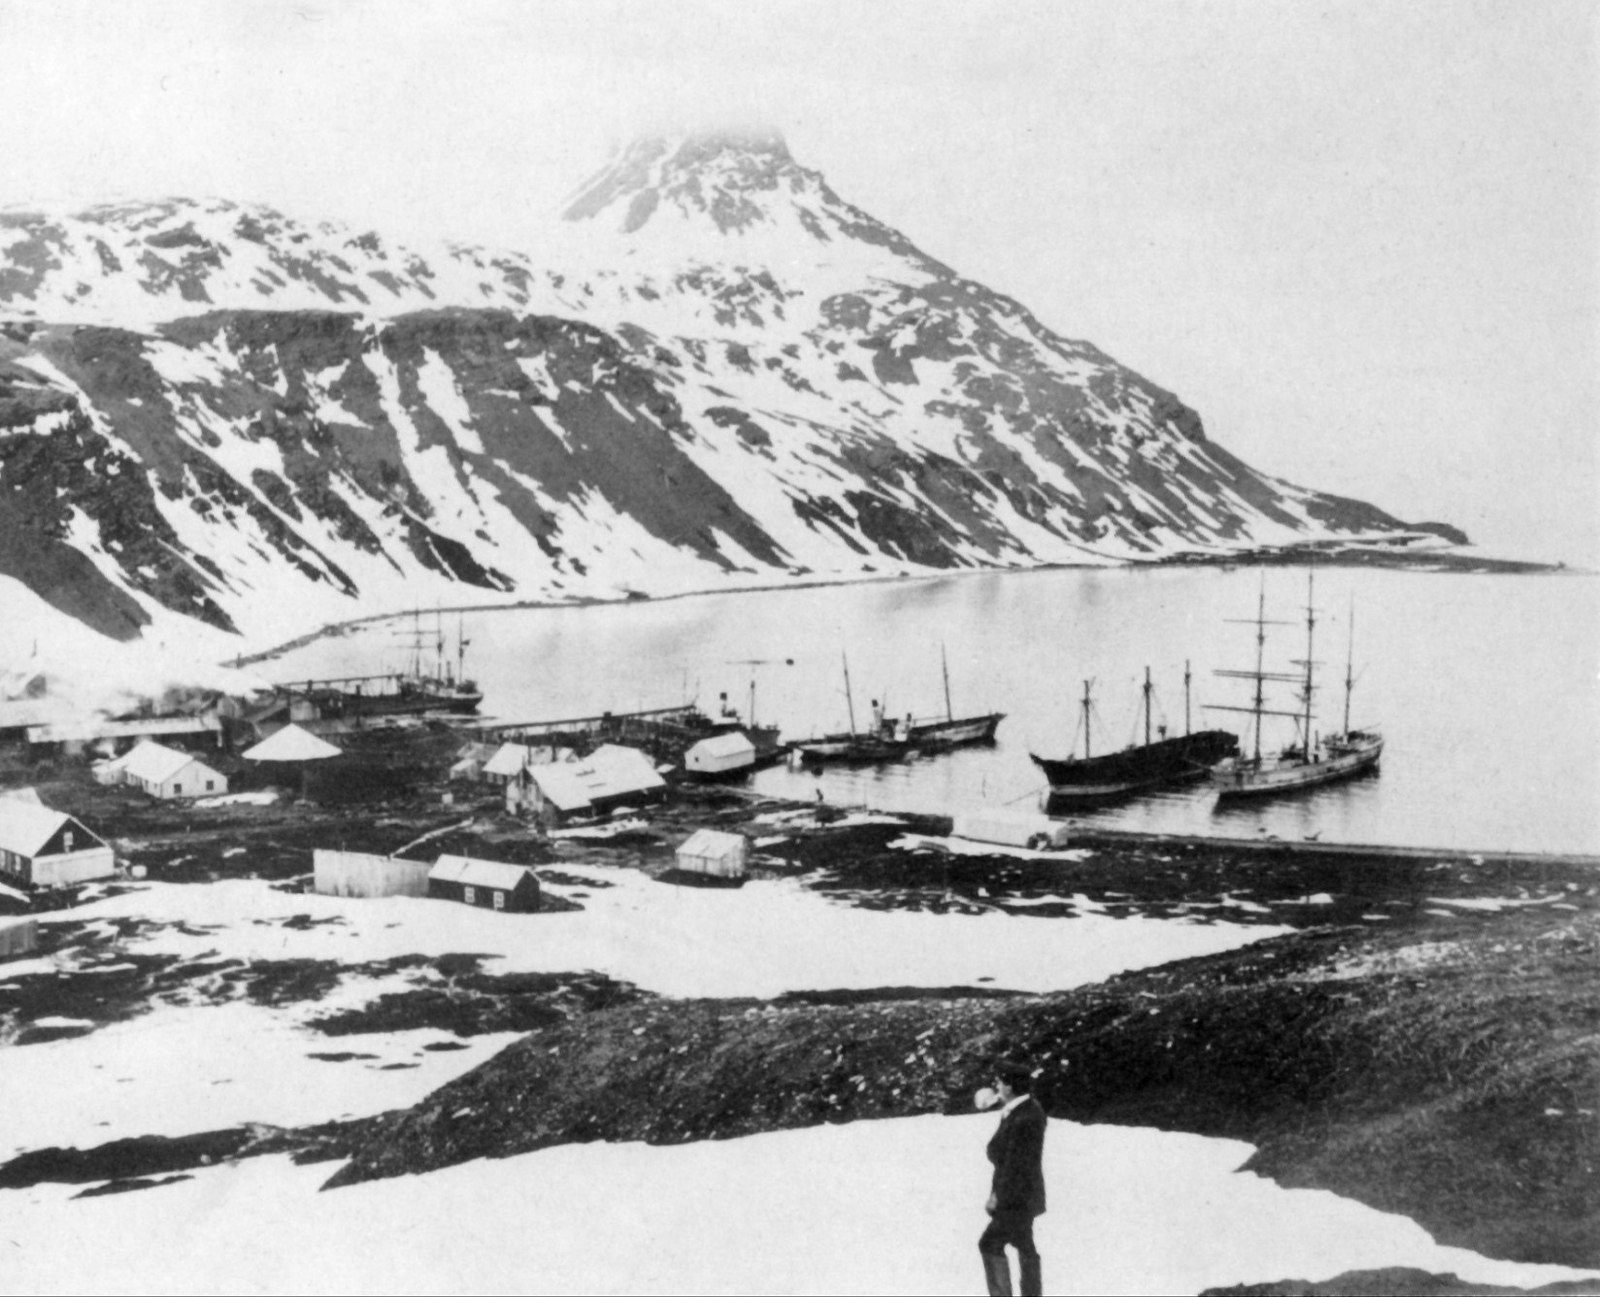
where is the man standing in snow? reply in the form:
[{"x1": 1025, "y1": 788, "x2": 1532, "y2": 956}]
[{"x1": 979, "y1": 1060, "x2": 1046, "y2": 1297}]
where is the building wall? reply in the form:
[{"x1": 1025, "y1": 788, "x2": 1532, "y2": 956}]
[
  {"x1": 428, "y1": 876, "x2": 540, "y2": 912},
  {"x1": 676, "y1": 847, "x2": 749, "y2": 878},
  {"x1": 152, "y1": 762, "x2": 227, "y2": 800},
  {"x1": 30, "y1": 846, "x2": 117, "y2": 888},
  {"x1": 314, "y1": 850, "x2": 432, "y2": 898},
  {"x1": 0, "y1": 918, "x2": 37, "y2": 960}
]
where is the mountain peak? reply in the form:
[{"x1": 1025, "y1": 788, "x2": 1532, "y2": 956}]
[{"x1": 561, "y1": 127, "x2": 800, "y2": 234}]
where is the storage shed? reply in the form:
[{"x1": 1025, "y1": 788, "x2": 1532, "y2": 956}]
[
  {"x1": 482, "y1": 743, "x2": 536, "y2": 785},
  {"x1": 0, "y1": 916, "x2": 38, "y2": 961},
  {"x1": 674, "y1": 828, "x2": 750, "y2": 879},
  {"x1": 119, "y1": 740, "x2": 228, "y2": 800},
  {"x1": 0, "y1": 802, "x2": 116, "y2": 887},
  {"x1": 428, "y1": 855, "x2": 540, "y2": 912},
  {"x1": 684, "y1": 731, "x2": 756, "y2": 780},
  {"x1": 313, "y1": 849, "x2": 432, "y2": 899},
  {"x1": 513, "y1": 744, "x2": 666, "y2": 824}
]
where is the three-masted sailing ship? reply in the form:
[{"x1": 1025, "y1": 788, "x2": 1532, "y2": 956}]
[
  {"x1": 1206, "y1": 574, "x2": 1383, "y2": 799},
  {"x1": 1030, "y1": 666, "x2": 1238, "y2": 804}
]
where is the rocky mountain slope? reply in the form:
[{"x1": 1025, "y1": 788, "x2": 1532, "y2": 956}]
[{"x1": 0, "y1": 132, "x2": 1460, "y2": 649}]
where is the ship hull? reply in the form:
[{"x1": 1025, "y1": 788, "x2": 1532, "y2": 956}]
[
  {"x1": 1211, "y1": 732, "x2": 1383, "y2": 799},
  {"x1": 311, "y1": 686, "x2": 483, "y2": 720},
  {"x1": 908, "y1": 713, "x2": 1005, "y2": 749},
  {"x1": 1031, "y1": 730, "x2": 1239, "y2": 805},
  {"x1": 795, "y1": 734, "x2": 909, "y2": 765}
]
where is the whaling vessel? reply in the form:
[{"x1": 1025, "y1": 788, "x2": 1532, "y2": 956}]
[
  {"x1": 1031, "y1": 666, "x2": 1238, "y2": 805},
  {"x1": 794, "y1": 654, "x2": 908, "y2": 765},
  {"x1": 904, "y1": 645, "x2": 1005, "y2": 749},
  {"x1": 278, "y1": 612, "x2": 483, "y2": 722},
  {"x1": 1207, "y1": 574, "x2": 1383, "y2": 799}
]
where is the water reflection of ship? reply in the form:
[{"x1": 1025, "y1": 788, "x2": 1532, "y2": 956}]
[
  {"x1": 1206, "y1": 574, "x2": 1383, "y2": 799},
  {"x1": 1032, "y1": 666, "x2": 1238, "y2": 807}
]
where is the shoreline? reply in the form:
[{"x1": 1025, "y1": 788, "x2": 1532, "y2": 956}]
[{"x1": 221, "y1": 538, "x2": 1577, "y2": 671}]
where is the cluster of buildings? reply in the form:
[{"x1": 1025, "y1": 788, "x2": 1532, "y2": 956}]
[{"x1": 453, "y1": 740, "x2": 669, "y2": 826}]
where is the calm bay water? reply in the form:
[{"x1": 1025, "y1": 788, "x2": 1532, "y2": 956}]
[{"x1": 275, "y1": 566, "x2": 1600, "y2": 856}]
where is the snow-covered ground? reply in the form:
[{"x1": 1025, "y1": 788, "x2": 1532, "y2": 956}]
[
  {"x1": 5, "y1": 1115, "x2": 1594, "y2": 1296},
  {"x1": 0, "y1": 870, "x2": 1286, "y2": 1158},
  {"x1": 10, "y1": 869, "x2": 1586, "y2": 1295},
  {"x1": 44, "y1": 867, "x2": 1285, "y2": 1000}
]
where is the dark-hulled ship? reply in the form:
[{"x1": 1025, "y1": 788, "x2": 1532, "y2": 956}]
[{"x1": 1031, "y1": 668, "x2": 1237, "y2": 805}]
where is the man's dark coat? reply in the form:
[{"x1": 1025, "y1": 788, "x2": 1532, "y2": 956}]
[{"x1": 986, "y1": 1094, "x2": 1047, "y2": 1216}]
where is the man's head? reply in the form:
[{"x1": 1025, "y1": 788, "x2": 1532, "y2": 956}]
[{"x1": 993, "y1": 1060, "x2": 1033, "y2": 1100}]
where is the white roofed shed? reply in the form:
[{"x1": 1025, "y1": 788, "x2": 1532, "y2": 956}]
[
  {"x1": 684, "y1": 731, "x2": 756, "y2": 776},
  {"x1": 119, "y1": 740, "x2": 227, "y2": 800},
  {"x1": 675, "y1": 828, "x2": 749, "y2": 879}
]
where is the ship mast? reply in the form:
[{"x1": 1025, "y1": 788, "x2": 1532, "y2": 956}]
[
  {"x1": 1081, "y1": 679, "x2": 1093, "y2": 760},
  {"x1": 750, "y1": 676, "x2": 758, "y2": 730},
  {"x1": 1344, "y1": 596, "x2": 1355, "y2": 736},
  {"x1": 1143, "y1": 666, "x2": 1153, "y2": 747},
  {"x1": 1184, "y1": 659, "x2": 1191, "y2": 736},
  {"x1": 1251, "y1": 585, "x2": 1266, "y2": 760},
  {"x1": 1301, "y1": 568, "x2": 1316, "y2": 757},
  {"x1": 941, "y1": 643, "x2": 954, "y2": 722},
  {"x1": 1210, "y1": 578, "x2": 1299, "y2": 760},
  {"x1": 842, "y1": 652, "x2": 858, "y2": 737}
]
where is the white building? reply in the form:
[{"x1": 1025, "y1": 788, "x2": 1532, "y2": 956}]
[
  {"x1": 508, "y1": 744, "x2": 666, "y2": 823},
  {"x1": 119, "y1": 740, "x2": 228, "y2": 800},
  {"x1": 674, "y1": 828, "x2": 750, "y2": 879},
  {"x1": 482, "y1": 743, "x2": 536, "y2": 786},
  {"x1": 0, "y1": 802, "x2": 116, "y2": 887},
  {"x1": 684, "y1": 731, "x2": 756, "y2": 779}
]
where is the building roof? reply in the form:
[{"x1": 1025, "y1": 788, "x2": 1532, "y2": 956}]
[
  {"x1": 0, "y1": 787, "x2": 43, "y2": 805},
  {"x1": 686, "y1": 732, "x2": 756, "y2": 761},
  {"x1": 119, "y1": 740, "x2": 209, "y2": 784},
  {"x1": 241, "y1": 724, "x2": 343, "y2": 762},
  {"x1": 677, "y1": 828, "x2": 748, "y2": 859},
  {"x1": 482, "y1": 743, "x2": 535, "y2": 777},
  {"x1": 25, "y1": 715, "x2": 221, "y2": 744},
  {"x1": 429, "y1": 854, "x2": 536, "y2": 891},
  {"x1": 0, "y1": 802, "x2": 96, "y2": 857},
  {"x1": 529, "y1": 744, "x2": 665, "y2": 812}
]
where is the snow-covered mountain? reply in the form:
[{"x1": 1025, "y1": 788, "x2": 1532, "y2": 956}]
[{"x1": 0, "y1": 131, "x2": 1459, "y2": 652}]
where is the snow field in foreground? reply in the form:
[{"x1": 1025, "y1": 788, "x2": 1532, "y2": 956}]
[
  {"x1": 4, "y1": 871, "x2": 1284, "y2": 1152},
  {"x1": 6, "y1": 1114, "x2": 1594, "y2": 1296},
  {"x1": 52, "y1": 867, "x2": 1288, "y2": 998}
]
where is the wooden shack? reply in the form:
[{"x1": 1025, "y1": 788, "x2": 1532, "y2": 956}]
[
  {"x1": 684, "y1": 731, "x2": 756, "y2": 780},
  {"x1": 674, "y1": 828, "x2": 750, "y2": 879},
  {"x1": 428, "y1": 855, "x2": 540, "y2": 912},
  {"x1": 0, "y1": 802, "x2": 116, "y2": 887},
  {"x1": 313, "y1": 849, "x2": 432, "y2": 899},
  {"x1": 0, "y1": 916, "x2": 38, "y2": 961}
]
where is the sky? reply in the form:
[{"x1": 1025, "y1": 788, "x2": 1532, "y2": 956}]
[{"x1": 2, "y1": 0, "x2": 1595, "y2": 565}]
